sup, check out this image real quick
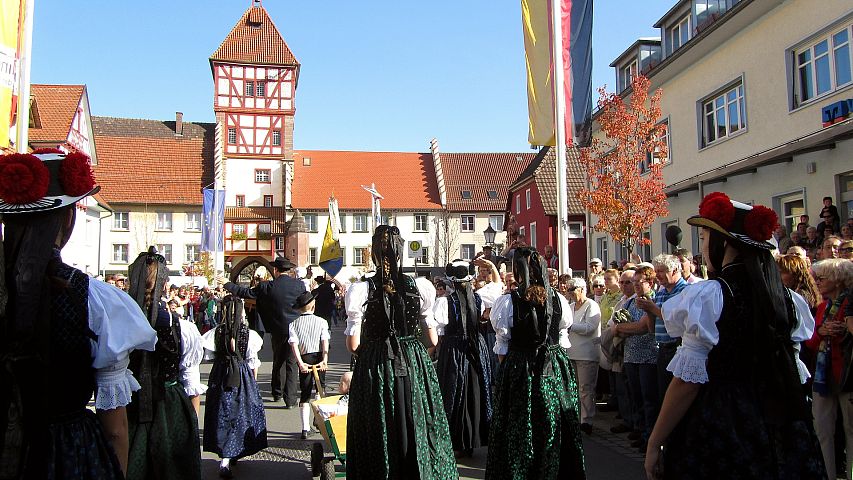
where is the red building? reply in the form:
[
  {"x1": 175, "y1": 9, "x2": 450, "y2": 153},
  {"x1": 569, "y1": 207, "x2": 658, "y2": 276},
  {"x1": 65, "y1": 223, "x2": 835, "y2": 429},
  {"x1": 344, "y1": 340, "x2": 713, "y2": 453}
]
[{"x1": 506, "y1": 146, "x2": 589, "y2": 277}]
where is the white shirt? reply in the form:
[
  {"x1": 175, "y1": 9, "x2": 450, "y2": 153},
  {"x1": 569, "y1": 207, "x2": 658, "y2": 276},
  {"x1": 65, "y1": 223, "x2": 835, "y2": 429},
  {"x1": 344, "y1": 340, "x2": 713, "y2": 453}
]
[
  {"x1": 289, "y1": 313, "x2": 331, "y2": 354},
  {"x1": 344, "y1": 276, "x2": 437, "y2": 336},
  {"x1": 490, "y1": 291, "x2": 573, "y2": 355},
  {"x1": 566, "y1": 299, "x2": 602, "y2": 362},
  {"x1": 178, "y1": 319, "x2": 206, "y2": 397},
  {"x1": 202, "y1": 326, "x2": 265, "y2": 371}
]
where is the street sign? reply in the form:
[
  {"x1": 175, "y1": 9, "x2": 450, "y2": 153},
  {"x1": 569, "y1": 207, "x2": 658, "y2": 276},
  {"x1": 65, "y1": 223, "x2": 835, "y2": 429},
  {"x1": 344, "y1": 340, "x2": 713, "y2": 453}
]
[{"x1": 408, "y1": 240, "x2": 422, "y2": 258}]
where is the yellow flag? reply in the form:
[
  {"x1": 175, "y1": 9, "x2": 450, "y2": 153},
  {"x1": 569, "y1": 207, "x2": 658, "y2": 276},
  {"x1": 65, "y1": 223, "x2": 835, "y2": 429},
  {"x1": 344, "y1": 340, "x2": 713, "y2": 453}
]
[
  {"x1": 0, "y1": 0, "x2": 23, "y2": 149},
  {"x1": 522, "y1": 0, "x2": 556, "y2": 146}
]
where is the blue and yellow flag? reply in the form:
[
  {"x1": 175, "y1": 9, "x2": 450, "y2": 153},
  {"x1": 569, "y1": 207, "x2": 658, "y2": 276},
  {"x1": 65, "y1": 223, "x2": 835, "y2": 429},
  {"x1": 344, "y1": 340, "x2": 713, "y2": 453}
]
[{"x1": 319, "y1": 196, "x2": 343, "y2": 277}]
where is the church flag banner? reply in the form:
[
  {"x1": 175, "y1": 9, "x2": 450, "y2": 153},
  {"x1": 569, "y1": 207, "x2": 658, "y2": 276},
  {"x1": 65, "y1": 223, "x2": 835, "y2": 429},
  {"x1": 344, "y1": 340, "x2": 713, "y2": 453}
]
[
  {"x1": 522, "y1": 0, "x2": 593, "y2": 147},
  {"x1": 319, "y1": 196, "x2": 343, "y2": 277},
  {"x1": 0, "y1": 0, "x2": 23, "y2": 149},
  {"x1": 201, "y1": 188, "x2": 225, "y2": 252}
]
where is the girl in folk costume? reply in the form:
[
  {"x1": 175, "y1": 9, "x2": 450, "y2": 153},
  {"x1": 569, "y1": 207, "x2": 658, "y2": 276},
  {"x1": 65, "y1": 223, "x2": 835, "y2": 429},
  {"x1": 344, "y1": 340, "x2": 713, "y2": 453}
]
[
  {"x1": 125, "y1": 248, "x2": 204, "y2": 480},
  {"x1": 288, "y1": 290, "x2": 331, "y2": 440},
  {"x1": 433, "y1": 260, "x2": 493, "y2": 456},
  {"x1": 344, "y1": 225, "x2": 457, "y2": 479},
  {"x1": 645, "y1": 192, "x2": 825, "y2": 479},
  {"x1": 486, "y1": 247, "x2": 586, "y2": 480},
  {"x1": 0, "y1": 149, "x2": 156, "y2": 479},
  {"x1": 202, "y1": 295, "x2": 267, "y2": 478}
]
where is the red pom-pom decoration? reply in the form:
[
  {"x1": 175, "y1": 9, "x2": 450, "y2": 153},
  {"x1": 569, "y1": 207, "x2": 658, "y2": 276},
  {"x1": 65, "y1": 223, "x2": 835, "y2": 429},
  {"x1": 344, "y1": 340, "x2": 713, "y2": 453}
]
[
  {"x1": 698, "y1": 192, "x2": 735, "y2": 230},
  {"x1": 744, "y1": 205, "x2": 778, "y2": 242},
  {"x1": 59, "y1": 152, "x2": 95, "y2": 197},
  {"x1": 31, "y1": 147, "x2": 64, "y2": 154},
  {"x1": 0, "y1": 153, "x2": 50, "y2": 204}
]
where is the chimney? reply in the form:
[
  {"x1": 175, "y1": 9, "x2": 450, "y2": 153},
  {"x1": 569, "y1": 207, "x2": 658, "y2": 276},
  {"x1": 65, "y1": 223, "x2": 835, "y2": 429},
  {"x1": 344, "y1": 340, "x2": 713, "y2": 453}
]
[{"x1": 175, "y1": 112, "x2": 183, "y2": 136}]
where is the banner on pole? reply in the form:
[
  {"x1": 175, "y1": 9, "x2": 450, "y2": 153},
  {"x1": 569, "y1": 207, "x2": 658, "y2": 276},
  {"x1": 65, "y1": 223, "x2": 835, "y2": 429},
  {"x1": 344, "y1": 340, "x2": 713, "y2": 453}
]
[
  {"x1": 319, "y1": 196, "x2": 343, "y2": 277},
  {"x1": 201, "y1": 188, "x2": 225, "y2": 252},
  {"x1": 0, "y1": 0, "x2": 25, "y2": 150}
]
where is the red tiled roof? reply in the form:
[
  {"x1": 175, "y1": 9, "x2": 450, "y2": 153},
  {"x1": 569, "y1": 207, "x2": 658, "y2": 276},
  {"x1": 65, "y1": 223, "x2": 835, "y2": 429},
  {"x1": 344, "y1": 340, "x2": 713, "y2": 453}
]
[
  {"x1": 92, "y1": 117, "x2": 215, "y2": 205},
  {"x1": 509, "y1": 146, "x2": 586, "y2": 215},
  {"x1": 440, "y1": 153, "x2": 536, "y2": 212},
  {"x1": 29, "y1": 84, "x2": 84, "y2": 144},
  {"x1": 225, "y1": 206, "x2": 287, "y2": 234},
  {"x1": 210, "y1": 5, "x2": 299, "y2": 68},
  {"x1": 292, "y1": 151, "x2": 442, "y2": 210}
]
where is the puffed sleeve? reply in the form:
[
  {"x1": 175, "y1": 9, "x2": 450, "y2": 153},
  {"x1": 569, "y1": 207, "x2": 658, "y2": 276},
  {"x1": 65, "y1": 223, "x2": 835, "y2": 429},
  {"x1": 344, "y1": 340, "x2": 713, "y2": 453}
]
[
  {"x1": 661, "y1": 281, "x2": 723, "y2": 384},
  {"x1": 245, "y1": 329, "x2": 264, "y2": 370},
  {"x1": 433, "y1": 296, "x2": 449, "y2": 336},
  {"x1": 201, "y1": 327, "x2": 217, "y2": 361},
  {"x1": 491, "y1": 294, "x2": 513, "y2": 355},
  {"x1": 178, "y1": 319, "x2": 206, "y2": 396},
  {"x1": 790, "y1": 289, "x2": 815, "y2": 384},
  {"x1": 557, "y1": 292, "x2": 573, "y2": 349},
  {"x1": 88, "y1": 279, "x2": 157, "y2": 411},
  {"x1": 476, "y1": 282, "x2": 504, "y2": 309},
  {"x1": 415, "y1": 277, "x2": 437, "y2": 329},
  {"x1": 344, "y1": 281, "x2": 369, "y2": 336}
]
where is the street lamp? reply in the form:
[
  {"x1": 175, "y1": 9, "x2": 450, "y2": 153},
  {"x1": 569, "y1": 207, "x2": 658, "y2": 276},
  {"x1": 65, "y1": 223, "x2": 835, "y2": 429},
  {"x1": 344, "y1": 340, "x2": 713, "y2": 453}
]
[{"x1": 483, "y1": 224, "x2": 496, "y2": 246}]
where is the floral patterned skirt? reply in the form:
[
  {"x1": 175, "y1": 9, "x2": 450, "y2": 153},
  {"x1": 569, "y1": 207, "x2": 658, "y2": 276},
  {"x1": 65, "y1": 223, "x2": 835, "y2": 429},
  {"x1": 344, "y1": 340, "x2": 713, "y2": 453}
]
[
  {"x1": 203, "y1": 360, "x2": 268, "y2": 459},
  {"x1": 486, "y1": 345, "x2": 586, "y2": 480},
  {"x1": 43, "y1": 409, "x2": 124, "y2": 480},
  {"x1": 347, "y1": 335, "x2": 457, "y2": 480}
]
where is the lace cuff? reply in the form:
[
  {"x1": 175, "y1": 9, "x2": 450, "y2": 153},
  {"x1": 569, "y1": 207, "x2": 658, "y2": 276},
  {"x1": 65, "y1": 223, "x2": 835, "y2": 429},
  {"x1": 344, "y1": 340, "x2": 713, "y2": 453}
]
[
  {"x1": 95, "y1": 364, "x2": 141, "y2": 410},
  {"x1": 181, "y1": 366, "x2": 208, "y2": 397},
  {"x1": 796, "y1": 357, "x2": 811, "y2": 384},
  {"x1": 494, "y1": 330, "x2": 509, "y2": 355},
  {"x1": 247, "y1": 356, "x2": 262, "y2": 370},
  {"x1": 666, "y1": 345, "x2": 709, "y2": 384}
]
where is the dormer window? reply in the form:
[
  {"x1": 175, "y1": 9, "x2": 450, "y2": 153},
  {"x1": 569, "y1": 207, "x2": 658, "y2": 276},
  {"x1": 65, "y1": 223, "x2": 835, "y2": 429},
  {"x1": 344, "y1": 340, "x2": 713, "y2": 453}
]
[
  {"x1": 667, "y1": 15, "x2": 691, "y2": 55},
  {"x1": 487, "y1": 190, "x2": 498, "y2": 199},
  {"x1": 694, "y1": 0, "x2": 740, "y2": 34},
  {"x1": 461, "y1": 190, "x2": 472, "y2": 200},
  {"x1": 619, "y1": 62, "x2": 638, "y2": 92}
]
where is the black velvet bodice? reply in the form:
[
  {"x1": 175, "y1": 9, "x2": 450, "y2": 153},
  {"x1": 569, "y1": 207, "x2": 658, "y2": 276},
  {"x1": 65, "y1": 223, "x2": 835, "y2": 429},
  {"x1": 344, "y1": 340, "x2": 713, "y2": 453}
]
[
  {"x1": 443, "y1": 290, "x2": 483, "y2": 337},
  {"x1": 361, "y1": 276, "x2": 421, "y2": 339},
  {"x1": 707, "y1": 265, "x2": 754, "y2": 385},
  {"x1": 214, "y1": 322, "x2": 250, "y2": 358},
  {"x1": 509, "y1": 289, "x2": 564, "y2": 351}
]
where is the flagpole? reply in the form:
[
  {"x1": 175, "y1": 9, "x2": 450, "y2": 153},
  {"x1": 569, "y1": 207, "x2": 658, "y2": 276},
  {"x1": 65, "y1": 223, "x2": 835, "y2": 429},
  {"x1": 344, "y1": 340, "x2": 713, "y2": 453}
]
[
  {"x1": 15, "y1": 0, "x2": 35, "y2": 153},
  {"x1": 551, "y1": 0, "x2": 571, "y2": 275}
]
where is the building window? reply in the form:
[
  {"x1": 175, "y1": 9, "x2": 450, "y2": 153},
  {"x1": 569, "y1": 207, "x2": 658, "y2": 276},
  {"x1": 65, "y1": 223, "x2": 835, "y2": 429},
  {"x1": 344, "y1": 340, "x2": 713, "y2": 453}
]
[
  {"x1": 340, "y1": 246, "x2": 347, "y2": 266},
  {"x1": 668, "y1": 15, "x2": 691, "y2": 55},
  {"x1": 694, "y1": 0, "x2": 735, "y2": 30},
  {"x1": 275, "y1": 236, "x2": 284, "y2": 250},
  {"x1": 156, "y1": 244, "x2": 172, "y2": 264},
  {"x1": 236, "y1": 195, "x2": 245, "y2": 207},
  {"x1": 460, "y1": 244, "x2": 476, "y2": 261},
  {"x1": 308, "y1": 247, "x2": 319, "y2": 266},
  {"x1": 515, "y1": 195, "x2": 521, "y2": 214},
  {"x1": 156, "y1": 212, "x2": 172, "y2": 231},
  {"x1": 641, "y1": 119, "x2": 670, "y2": 174},
  {"x1": 339, "y1": 214, "x2": 347, "y2": 232},
  {"x1": 619, "y1": 61, "x2": 638, "y2": 92},
  {"x1": 353, "y1": 214, "x2": 368, "y2": 232},
  {"x1": 461, "y1": 190, "x2": 472, "y2": 200},
  {"x1": 185, "y1": 212, "x2": 201, "y2": 231},
  {"x1": 272, "y1": 130, "x2": 281, "y2": 146},
  {"x1": 245, "y1": 81, "x2": 254, "y2": 97},
  {"x1": 487, "y1": 190, "x2": 498, "y2": 199},
  {"x1": 774, "y1": 191, "x2": 806, "y2": 234},
  {"x1": 228, "y1": 128, "x2": 237, "y2": 144},
  {"x1": 258, "y1": 223, "x2": 271, "y2": 236},
  {"x1": 380, "y1": 213, "x2": 393, "y2": 226},
  {"x1": 354, "y1": 247, "x2": 366, "y2": 266},
  {"x1": 460, "y1": 215, "x2": 475, "y2": 232},
  {"x1": 660, "y1": 220, "x2": 679, "y2": 253},
  {"x1": 414, "y1": 214, "x2": 428, "y2": 232},
  {"x1": 185, "y1": 244, "x2": 201, "y2": 263},
  {"x1": 529, "y1": 222, "x2": 537, "y2": 248},
  {"x1": 232, "y1": 224, "x2": 246, "y2": 235},
  {"x1": 639, "y1": 230, "x2": 652, "y2": 262},
  {"x1": 489, "y1": 214, "x2": 504, "y2": 232},
  {"x1": 596, "y1": 238, "x2": 608, "y2": 267},
  {"x1": 256, "y1": 81, "x2": 266, "y2": 97},
  {"x1": 113, "y1": 211, "x2": 129, "y2": 230},
  {"x1": 304, "y1": 213, "x2": 318, "y2": 233},
  {"x1": 263, "y1": 195, "x2": 273, "y2": 207},
  {"x1": 112, "y1": 244, "x2": 128, "y2": 263},
  {"x1": 525, "y1": 189, "x2": 531, "y2": 209},
  {"x1": 568, "y1": 222, "x2": 584, "y2": 238},
  {"x1": 701, "y1": 80, "x2": 746, "y2": 147},
  {"x1": 255, "y1": 169, "x2": 271, "y2": 183},
  {"x1": 419, "y1": 246, "x2": 430, "y2": 264},
  {"x1": 794, "y1": 24, "x2": 852, "y2": 106},
  {"x1": 518, "y1": 226, "x2": 526, "y2": 241}
]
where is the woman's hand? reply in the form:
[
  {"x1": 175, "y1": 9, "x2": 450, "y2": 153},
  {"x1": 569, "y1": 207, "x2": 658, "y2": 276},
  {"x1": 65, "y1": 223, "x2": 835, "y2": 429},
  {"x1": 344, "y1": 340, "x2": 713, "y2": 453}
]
[{"x1": 644, "y1": 444, "x2": 663, "y2": 479}]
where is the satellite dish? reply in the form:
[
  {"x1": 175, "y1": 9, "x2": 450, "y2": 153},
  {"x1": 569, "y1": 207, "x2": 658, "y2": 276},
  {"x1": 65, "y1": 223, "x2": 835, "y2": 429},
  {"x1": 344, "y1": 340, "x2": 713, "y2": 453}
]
[{"x1": 665, "y1": 225, "x2": 683, "y2": 247}]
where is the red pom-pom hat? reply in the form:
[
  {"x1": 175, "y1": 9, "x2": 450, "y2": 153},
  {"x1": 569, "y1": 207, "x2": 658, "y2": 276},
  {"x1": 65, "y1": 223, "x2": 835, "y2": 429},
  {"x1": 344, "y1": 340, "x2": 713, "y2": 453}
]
[
  {"x1": 688, "y1": 192, "x2": 777, "y2": 250},
  {"x1": 0, "y1": 150, "x2": 100, "y2": 214}
]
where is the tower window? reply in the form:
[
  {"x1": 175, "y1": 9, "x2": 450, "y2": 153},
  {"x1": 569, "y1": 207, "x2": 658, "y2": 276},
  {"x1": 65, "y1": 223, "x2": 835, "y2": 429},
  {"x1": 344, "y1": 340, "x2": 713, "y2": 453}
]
[
  {"x1": 255, "y1": 169, "x2": 271, "y2": 183},
  {"x1": 245, "y1": 81, "x2": 254, "y2": 97},
  {"x1": 272, "y1": 130, "x2": 281, "y2": 146},
  {"x1": 227, "y1": 128, "x2": 237, "y2": 144}
]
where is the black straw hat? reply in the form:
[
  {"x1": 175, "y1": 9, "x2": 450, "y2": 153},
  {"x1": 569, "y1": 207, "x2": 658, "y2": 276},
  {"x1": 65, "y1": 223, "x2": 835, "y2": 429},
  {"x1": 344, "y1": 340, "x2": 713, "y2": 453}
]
[
  {"x1": 0, "y1": 149, "x2": 99, "y2": 213},
  {"x1": 272, "y1": 256, "x2": 295, "y2": 271},
  {"x1": 292, "y1": 290, "x2": 318, "y2": 309},
  {"x1": 687, "y1": 192, "x2": 778, "y2": 250}
]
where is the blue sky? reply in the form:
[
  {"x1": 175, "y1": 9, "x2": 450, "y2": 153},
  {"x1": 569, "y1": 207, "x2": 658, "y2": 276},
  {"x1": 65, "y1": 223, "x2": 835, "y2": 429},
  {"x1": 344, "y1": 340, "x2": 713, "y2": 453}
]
[{"x1": 31, "y1": 0, "x2": 669, "y2": 153}]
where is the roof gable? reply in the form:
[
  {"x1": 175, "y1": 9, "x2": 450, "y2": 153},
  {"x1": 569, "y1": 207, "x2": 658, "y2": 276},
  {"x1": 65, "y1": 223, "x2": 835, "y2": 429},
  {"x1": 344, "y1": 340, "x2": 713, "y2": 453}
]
[
  {"x1": 509, "y1": 146, "x2": 586, "y2": 216},
  {"x1": 210, "y1": 5, "x2": 299, "y2": 69},
  {"x1": 292, "y1": 151, "x2": 442, "y2": 211},
  {"x1": 29, "y1": 84, "x2": 84, "y2": 144},
  {"x1": 440, "y1": 152, "x2": 535, "y2": 212}
]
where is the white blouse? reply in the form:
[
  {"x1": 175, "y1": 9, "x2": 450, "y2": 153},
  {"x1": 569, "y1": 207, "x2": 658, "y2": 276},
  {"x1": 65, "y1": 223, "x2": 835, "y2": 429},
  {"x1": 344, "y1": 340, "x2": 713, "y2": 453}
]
[
  {"x1": 344, "y1": 276, "x2": 437, "y2": 337},
  {"x1": 476, "y1": 281, "x2": 505, "y2": 309},
  {"x1": 201, "y1": 326, "x2": 265, "y2": 371},
  {"x1": 490, "y1": 291, "x2": 573, "y2": 355},
  {"x1": 566, "y1": 299, "x2": 602, "y2": 362},
  {"x1": 88, "y1": 279, "x2": 157, "y2": 411},
  {"x1": 662, "y1": 281, "x2": 814, "y2": 384},
  {"x1": 179, "y1": 319, "x2": 206, "y2": 397},
  {"x1": 433, "y1": 292, "x2": 487, "y2": 336}
]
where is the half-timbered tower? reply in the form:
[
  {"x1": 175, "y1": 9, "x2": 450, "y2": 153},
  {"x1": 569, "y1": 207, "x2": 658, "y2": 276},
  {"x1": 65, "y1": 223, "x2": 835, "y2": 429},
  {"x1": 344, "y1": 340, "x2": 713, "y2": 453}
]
[{"x1": 210, "y1": 1, "x2": 300, "y2": 277}]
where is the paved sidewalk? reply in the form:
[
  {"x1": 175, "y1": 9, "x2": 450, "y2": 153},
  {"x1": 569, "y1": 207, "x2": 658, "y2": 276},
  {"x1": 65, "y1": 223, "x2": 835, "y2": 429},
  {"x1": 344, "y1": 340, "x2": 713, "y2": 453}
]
[{"x1": 197, "y1": 324, "x2": 645, "y2": 479}]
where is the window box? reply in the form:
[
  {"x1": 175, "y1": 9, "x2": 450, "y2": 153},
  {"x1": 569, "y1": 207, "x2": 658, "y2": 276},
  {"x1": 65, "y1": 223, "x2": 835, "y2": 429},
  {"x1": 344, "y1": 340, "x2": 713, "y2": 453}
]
[{"x1": 231, "y1": 232, "x2": 247, "y2": 240}]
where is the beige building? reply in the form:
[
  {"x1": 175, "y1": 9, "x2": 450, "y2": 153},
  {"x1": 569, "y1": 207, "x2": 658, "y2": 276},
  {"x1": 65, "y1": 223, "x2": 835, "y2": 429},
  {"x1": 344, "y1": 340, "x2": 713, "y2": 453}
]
[{"x1": 591, "y1": 0, "x2": 853, "y2": 262}]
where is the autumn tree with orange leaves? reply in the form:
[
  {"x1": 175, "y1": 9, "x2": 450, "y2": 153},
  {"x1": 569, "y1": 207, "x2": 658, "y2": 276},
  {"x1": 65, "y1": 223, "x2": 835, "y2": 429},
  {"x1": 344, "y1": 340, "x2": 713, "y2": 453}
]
[{"x1": 578, "y1": 75, "x2": 669, "y2": 256}]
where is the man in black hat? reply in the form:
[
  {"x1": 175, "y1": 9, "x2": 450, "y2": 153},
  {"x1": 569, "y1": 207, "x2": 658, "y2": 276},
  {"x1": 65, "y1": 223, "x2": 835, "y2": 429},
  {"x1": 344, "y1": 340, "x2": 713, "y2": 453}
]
[{"x1": 219, "y1": 257, "x2": 306, "y2": 406}]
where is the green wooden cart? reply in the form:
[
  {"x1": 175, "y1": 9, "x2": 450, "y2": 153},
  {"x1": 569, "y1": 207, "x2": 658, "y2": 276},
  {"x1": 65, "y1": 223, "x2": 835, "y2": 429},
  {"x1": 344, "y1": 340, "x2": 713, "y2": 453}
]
[{"x1": 310, "y1": 395, "x2": 347, "y2": 479}]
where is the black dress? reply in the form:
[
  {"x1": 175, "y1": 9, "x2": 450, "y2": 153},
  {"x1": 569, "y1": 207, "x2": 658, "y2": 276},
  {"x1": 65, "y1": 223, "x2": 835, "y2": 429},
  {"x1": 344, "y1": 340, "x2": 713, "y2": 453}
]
[
  {"x1": 435, "y1": 290, "x2": 493, "y2": 451},
  {"x1": 664, "y1": 264, "x2": 826, "y2": 479}
]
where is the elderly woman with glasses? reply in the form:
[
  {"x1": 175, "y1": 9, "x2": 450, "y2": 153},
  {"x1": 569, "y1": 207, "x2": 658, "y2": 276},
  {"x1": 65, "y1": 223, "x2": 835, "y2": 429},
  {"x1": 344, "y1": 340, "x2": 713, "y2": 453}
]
[
  {"x1": 565, "y1": 277, "x2": 601, "y2": 435},
  {"x1": 804, "y1": 258, "x2": 853, "y2": 480}
]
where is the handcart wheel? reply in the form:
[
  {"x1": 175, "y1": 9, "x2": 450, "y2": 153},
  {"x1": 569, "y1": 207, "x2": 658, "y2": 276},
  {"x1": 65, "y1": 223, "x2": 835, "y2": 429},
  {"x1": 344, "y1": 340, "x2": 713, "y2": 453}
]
[
  {"x1": 310, "y1": 442, "x2": 324, "y2": 477},
  {"x1": 320, "y1": 457, "x2": 336, "y2": 480}
]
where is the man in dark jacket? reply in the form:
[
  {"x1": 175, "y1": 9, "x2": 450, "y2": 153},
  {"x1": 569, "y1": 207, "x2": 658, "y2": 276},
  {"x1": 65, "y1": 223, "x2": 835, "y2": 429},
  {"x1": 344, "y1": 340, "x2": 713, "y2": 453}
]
[{"x1": 220, "y1": 257, "x2": 306, "y2": 406}]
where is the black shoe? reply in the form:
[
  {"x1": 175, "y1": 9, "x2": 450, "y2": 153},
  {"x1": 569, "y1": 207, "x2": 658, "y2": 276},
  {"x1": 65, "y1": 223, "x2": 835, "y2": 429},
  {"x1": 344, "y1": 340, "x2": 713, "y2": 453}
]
[
  {"x1": 301, "y1": 430, "x2": 308, "y2": 440},
  {"x1": 218, "y1": 466, "x2": 233, "y2": 479},
  {"x1": 627, "y1": 430, "x2": 642, "y2": 440},
  {"x1": 272, "y1": 395, "x2": 281, "y2": 402},
  {"x1": 610, "y1": 423, "x2": 631, "y2": 434},
  {"x1": 580, "y1": 423, "x2": 593, "y2": 435}
]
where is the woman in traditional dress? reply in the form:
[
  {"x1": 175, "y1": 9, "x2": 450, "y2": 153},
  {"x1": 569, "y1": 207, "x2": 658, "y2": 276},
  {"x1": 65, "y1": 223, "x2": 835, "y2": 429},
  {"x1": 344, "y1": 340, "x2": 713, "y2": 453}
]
[
  {"x1": 433, "y1": 260, "x2": 492, "y2": 456},
  {"x1": 202, "y1": 294, "x2": 267, "y2": 478},
  {"x1": 344, "y1": 225, "x2": 457, "y2": 479},
  {"x1": 486, "y1": 247, "x2": 586, "y2": 479},
  {"x1": 125, "y1": 248, "x2": 204, "y2": 480},
  {"x1": 0, "y1": 149, "x2": 157, "y2": 478},
  {"x1": 645, "y1": 192, "x2": 825, "y2": 479}
]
